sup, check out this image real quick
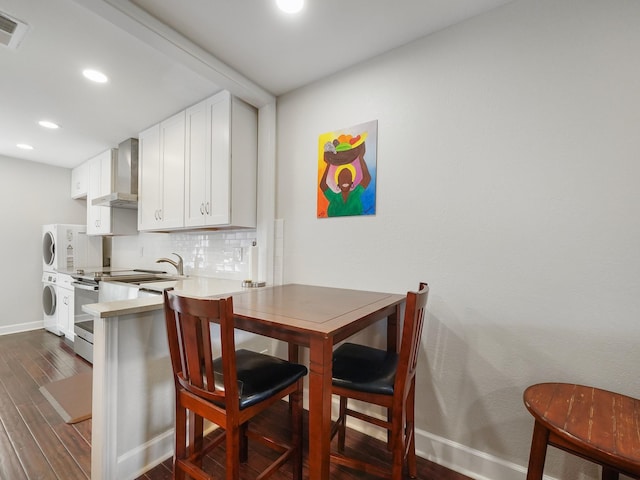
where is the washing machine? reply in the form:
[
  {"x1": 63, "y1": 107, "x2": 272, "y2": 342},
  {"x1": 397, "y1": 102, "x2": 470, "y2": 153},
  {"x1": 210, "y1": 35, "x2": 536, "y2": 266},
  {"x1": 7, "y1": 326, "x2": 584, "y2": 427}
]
[
  {"x1": 42, "y1": 224, "x2": 102, "y2": 273},
  {"x1": 42, "y1": 271, "x2": 60, "y2": 335}
]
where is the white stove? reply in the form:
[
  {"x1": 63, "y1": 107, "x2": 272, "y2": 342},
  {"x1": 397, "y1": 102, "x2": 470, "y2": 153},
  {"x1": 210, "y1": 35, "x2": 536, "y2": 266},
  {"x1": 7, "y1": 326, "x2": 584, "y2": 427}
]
[
  {"x1": 71, "y1": 268, "x2": 167, "y2": 364},
  {"x1": 71, "y1": 267, "x2": 168, "y2": 284}
]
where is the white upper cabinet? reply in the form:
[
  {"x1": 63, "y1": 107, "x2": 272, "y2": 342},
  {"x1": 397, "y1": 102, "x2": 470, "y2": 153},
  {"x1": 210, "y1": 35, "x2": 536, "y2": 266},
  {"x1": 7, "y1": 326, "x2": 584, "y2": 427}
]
[
  {"x1": 139, "y1": 90, "x2": 257, "y2": 232},
  {"x1": 185, "y1": 91, "x2": 257, "y2": 228},
  {"x1": 162, "y1": 112, "x2": 186, "y2": 228},
  {"x1": 71, "y1": 161, "x2": 88, "y2": 199},
  {"x1": 87, "y1": 149, "x2": 137, "y2": 236},
  {"x1": 138, "y1": 111, "x2": 186, "y2": 231},
  {"x1": 184, "y1": 99, "x2": 208, "y2": 226},
  {"x1": 87, "y1": 150, "x2": 114, "y2": 235},
  {"x1": 137, "y1": 123, "x2": 160, "y2": 231}
]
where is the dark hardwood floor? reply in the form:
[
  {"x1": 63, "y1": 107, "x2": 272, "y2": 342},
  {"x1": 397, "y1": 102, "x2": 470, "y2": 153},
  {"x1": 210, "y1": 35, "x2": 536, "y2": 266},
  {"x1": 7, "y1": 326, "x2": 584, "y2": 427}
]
[
  {"x1": 0, "y1": 329, "x2": 92, "y2": 480},
  {"x1": 0, "y1": 329, "x2": 472, "y2": 480}
]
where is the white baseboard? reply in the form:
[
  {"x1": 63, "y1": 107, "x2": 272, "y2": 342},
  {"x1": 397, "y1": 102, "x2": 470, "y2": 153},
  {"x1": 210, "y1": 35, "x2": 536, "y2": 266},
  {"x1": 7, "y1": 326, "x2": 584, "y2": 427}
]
[
  {"x1": 414, "y1": 427, "x2": 558, "y2": 480},
  {"x1": 0, "y1": 321, "x2": 43, "y2": 336},
  {"x1": 336, "y1": 399, "x2": 559, "y2": 480},
  {"x1": 415, "y1": 427, "x2": 524, "y2": 479},
  {"x1": 116, "y1": 424, "x2": 220, "y2": 479},
  {"x1": 117, "y1": 430, "x2": 174, "y2": 480}
]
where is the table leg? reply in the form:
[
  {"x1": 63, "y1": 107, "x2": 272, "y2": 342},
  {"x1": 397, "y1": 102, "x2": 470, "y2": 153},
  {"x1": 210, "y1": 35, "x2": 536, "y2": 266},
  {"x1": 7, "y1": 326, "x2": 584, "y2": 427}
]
[
  {"x1": 288, "y1": 343, "x2": 299, "y2": 362},
  {"x1": 526, "y1": 420, "x2": 549, "y2": 480},
  {"x1": 387, "y1": 304, "x2": 401, "y2": 353},
  {"x1": 288, "y1": 343, "x2": 300, "y2": 412},
  {"x1": 308, "y1": 336, "x2": 333, "y2": 480}
]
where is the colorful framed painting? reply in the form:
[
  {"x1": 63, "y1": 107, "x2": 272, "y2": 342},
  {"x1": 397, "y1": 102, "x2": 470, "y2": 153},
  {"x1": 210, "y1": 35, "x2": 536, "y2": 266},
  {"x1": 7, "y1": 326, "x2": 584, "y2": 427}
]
[{"x1": 317, "y1": 120, "x2": 377, "y2": 218}]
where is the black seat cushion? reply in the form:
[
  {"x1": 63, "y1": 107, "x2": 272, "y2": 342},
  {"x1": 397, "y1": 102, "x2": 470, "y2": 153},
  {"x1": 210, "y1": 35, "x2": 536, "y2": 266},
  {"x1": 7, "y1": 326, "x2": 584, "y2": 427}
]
[
  {"x1": 332, "y1": 343, "x2": 398, "y2": 395},
  {"x1": 212, "y1": 349, "x2": 307, "y2": 410}
]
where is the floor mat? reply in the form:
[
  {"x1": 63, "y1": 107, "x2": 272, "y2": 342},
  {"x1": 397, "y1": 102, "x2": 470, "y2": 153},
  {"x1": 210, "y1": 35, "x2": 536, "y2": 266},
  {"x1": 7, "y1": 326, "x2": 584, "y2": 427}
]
[{"x1": 40, "y1": 372, "x2": 92, "y2": 424}]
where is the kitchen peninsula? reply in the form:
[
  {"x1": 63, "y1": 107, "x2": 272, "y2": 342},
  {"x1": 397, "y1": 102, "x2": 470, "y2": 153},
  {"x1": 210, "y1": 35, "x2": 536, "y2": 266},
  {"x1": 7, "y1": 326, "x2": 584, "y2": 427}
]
[{"x1": 83, "y1": 277, "x2": 251, "y2": 480}]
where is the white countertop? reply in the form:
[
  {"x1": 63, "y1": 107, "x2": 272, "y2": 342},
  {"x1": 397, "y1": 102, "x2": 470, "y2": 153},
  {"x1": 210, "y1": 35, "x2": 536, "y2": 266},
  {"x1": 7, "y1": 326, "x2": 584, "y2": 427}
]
[{"x1": 82, "y1": 277, "x2": 254, "y2": 318}]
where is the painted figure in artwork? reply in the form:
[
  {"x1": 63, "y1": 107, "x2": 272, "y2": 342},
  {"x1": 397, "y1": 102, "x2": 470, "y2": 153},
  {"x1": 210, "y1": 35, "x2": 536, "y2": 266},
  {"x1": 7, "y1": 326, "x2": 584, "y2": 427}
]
[{"x1": 319, "y1": 133, "x2": 372, "y2": 217}]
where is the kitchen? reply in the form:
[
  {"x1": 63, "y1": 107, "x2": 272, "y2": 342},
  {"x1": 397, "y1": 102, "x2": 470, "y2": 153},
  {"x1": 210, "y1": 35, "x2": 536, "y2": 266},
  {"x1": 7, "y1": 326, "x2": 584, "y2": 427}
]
[{"x1": 2, "y1": 1, "x2": 640, "y2": 480}]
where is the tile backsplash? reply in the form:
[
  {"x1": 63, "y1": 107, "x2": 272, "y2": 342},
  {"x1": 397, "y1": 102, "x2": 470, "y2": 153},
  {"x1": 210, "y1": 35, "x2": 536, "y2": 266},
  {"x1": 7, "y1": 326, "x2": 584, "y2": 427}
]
[{"x1": 110, "y1": 229, "x2": 257, "y2": 281}]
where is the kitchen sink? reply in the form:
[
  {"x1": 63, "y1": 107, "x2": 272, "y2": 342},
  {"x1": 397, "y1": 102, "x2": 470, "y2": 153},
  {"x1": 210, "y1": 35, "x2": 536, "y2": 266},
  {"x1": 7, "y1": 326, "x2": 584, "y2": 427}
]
[
  {"x1": 112, "y1": 274, "x2": 184, "y2": 285},
  {"x1": 99, "y1": 275, "x2": 183, "y2": 301}
]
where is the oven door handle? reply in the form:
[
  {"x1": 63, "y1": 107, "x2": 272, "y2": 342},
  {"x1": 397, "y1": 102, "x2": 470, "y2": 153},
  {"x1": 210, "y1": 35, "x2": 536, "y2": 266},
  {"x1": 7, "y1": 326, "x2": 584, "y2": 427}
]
[{"x1": 72, "y1": 282, "x2": 99, "y2": 291}]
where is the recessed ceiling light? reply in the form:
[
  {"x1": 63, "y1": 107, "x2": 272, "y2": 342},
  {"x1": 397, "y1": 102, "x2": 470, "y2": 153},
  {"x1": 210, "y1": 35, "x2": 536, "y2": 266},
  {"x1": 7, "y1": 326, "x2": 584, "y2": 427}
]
[
  {"x1": 17, "y1": 143, "x2": 34, "y2": 150},
  {"x1": 82, "y1": 68, "x2": 108, "y2": 83},
  {"x1": 276, "y1": 0, "x2": 303, "y2": 14},
  {"x1": 39, "y1": 120, "x2": 59, "y2": 129}
]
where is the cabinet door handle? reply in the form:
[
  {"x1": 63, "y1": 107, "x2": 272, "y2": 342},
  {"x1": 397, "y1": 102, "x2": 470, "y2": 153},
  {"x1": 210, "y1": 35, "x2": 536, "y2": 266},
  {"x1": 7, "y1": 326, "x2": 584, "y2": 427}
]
[
  {"x1": 158, "y1": 209, "x2": 162, "y2": 220},
  {"x1": 200, "y1": 203, "x2": 204, "y2": 215},
  {"x1": 205, "y1": 202, "x2": 210, "y2": 215}
]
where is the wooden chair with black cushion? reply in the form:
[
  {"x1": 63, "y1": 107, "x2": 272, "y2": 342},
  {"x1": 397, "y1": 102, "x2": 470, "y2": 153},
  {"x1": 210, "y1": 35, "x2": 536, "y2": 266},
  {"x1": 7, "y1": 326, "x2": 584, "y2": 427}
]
[
  {"x1": 163, "y1": 289, "x2": 308, "y2": 480},
  {"x1": 523, "y1": 383, "x2": 640, "y2": 480},
  {"x1": 330, "y1": 282, "x2": 429, "y2": 479}
]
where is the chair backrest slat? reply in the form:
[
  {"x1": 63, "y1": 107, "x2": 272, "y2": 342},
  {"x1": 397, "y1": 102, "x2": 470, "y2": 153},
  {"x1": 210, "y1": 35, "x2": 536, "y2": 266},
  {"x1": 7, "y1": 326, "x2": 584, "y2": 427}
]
[
  {"x1": 394, "y1": 282, "x2": 429, "y2": 399},
  {"x1": 200, "y1": 317, "x2": 216, "y2": 390}
]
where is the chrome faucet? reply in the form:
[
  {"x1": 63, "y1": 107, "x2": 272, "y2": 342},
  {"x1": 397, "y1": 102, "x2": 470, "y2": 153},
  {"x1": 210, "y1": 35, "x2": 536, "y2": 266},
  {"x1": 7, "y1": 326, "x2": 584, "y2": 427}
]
[{"x1": 156, "y1": 253, "x2": 184, "y2": 276}]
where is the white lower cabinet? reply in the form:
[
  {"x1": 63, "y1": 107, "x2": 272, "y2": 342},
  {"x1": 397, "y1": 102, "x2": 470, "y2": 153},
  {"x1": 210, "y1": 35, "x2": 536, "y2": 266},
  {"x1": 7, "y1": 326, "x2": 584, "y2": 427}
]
[
  {"x1": 138, "y1": 111, "x2": 185, "y2": 231},
  {"x1": 56, "y1": 274, "x2": 75, "y2": 342}
]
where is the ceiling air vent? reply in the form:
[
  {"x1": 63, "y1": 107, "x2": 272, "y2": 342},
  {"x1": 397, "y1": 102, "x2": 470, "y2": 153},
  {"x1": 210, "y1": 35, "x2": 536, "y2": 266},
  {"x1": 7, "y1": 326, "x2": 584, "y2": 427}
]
[{"x1": 0, "y1": 11, "x2": 28, "y2": 49}]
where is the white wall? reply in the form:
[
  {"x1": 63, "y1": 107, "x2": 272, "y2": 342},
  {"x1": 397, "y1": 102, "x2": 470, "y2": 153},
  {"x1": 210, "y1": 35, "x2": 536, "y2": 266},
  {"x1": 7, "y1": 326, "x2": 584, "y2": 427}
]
[
  {"x1": 0, "y1": 156, "x2": 85, "y2": 333},
  {"x1": 276, "y1": 0, "x2": 640, "y2": 479}
]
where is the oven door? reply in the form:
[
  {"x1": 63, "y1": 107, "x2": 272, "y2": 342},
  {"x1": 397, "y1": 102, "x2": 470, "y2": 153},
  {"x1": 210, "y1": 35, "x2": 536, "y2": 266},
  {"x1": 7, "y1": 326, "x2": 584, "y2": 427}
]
[
  {"x1": 71, "y1": 282, "x2": 98, "y2": 323},
  {"x1": 72, "y1": 283, "x2": 98, "y2": 364}
]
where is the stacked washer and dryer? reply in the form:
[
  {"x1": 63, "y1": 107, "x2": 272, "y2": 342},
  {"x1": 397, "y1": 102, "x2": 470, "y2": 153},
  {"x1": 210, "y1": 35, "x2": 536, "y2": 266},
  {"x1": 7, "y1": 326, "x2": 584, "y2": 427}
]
[{"x1": 41, "y1": 224, "x2": 102, "y2": 339}]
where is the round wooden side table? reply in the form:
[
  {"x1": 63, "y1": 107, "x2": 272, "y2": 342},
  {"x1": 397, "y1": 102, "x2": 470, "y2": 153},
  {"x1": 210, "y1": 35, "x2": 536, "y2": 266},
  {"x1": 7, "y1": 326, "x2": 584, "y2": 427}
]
[{"x1": 523, "y1": 383, "x2": 640, "y2": 480}]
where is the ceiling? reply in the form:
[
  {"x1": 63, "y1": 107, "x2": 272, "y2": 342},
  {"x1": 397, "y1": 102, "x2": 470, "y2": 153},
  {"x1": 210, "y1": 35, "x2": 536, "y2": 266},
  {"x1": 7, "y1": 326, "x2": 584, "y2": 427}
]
[{"x1": 0, "y1": 0, "x2": 513, "y2": 168}]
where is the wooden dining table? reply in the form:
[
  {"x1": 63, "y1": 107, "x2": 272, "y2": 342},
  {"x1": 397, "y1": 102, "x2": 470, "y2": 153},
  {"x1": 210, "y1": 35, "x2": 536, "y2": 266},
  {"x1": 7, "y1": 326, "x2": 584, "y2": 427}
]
[{"x1": 232, "y1": 283, "x2": 407, "y2": 480}]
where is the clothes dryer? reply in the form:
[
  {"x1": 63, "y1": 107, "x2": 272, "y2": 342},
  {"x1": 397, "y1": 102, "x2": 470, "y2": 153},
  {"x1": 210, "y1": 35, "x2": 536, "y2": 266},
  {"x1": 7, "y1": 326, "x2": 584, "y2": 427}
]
[{"x1": 42, "y1": 224, "x2": 102, "y2": 272}]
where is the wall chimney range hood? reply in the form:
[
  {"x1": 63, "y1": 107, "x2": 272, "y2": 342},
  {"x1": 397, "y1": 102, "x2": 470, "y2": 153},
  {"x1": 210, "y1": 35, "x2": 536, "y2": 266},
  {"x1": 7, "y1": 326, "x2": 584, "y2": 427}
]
[{"x1": 92, "y1": 138, "x2": 139, "y2": 209}]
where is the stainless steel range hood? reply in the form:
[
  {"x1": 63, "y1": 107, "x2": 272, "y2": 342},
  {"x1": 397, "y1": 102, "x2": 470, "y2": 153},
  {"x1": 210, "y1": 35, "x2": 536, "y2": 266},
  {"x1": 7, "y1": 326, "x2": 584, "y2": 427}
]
[{"x1": 92, "y1": 138, "x2": 139, "y2": 209}]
